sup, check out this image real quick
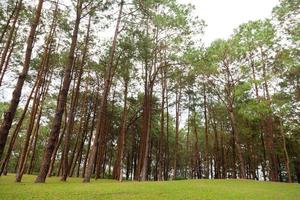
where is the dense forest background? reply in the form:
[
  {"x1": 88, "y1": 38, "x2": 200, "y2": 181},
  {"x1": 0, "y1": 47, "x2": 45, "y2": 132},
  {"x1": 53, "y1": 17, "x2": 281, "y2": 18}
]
[{"x1": 0, "y1": 0, "x2": 299, "y2": 183}]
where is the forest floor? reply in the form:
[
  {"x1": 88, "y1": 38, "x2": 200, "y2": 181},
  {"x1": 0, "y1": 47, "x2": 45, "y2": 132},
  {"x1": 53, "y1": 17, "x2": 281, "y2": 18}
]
[{"x1": 0, "y1": 174, "x2": 300, "y2": 200}]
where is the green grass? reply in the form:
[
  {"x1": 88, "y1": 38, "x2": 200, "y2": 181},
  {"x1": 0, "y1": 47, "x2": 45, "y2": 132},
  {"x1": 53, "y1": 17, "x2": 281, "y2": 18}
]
[{"x1": 0, "y1": 174, "x2": 300, "y2": 200}]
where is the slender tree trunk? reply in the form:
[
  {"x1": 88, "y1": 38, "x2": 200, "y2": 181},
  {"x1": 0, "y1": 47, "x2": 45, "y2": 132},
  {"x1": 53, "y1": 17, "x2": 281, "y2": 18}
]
[
  {"x1": 0, "y1": 0, "x2": 19, "y2": 45},
  {"x1": 0, "y1": 0, "x2": 43, "y2": 160},
  {"x1": 96, "y1": 90, "x2": 116, "y2": 179},
  {"x1": 0, "y1": 76, "x2": 38, "y2": 176},
  {"x1": 279, "y1": 120, "x2": 291, "y2": 182},
  {"x1": 71, "y1": 84, "x2": 90, "y2": 177},
  {"x1": 228, "y1": 110, "x2": 246, "y2": 179},
  {"x1": 0, "y1": 0, "x2": 22, "y2": 75},
  {"x1": 0, "y1": 26, "x2": 18, "y2": 86},
  {"x1": 250, "y1": 57, "x2": 267, "y2": 181},
  {"x1": 157, "y1": 66, "x2": 166, "y2": 181},
  {"x1": 261, "y1": 48, "x2": 278, "y2": 181},
  {"x1": 17, "y1": 66, "x2": 52, "y2": 180},
  {"x1": 193, "y1": 110, "x2": 200, "y2": 179},
  {"x1": 220, "y1": 124, "x2": 226, "y2": 178},
  {"x1": 203, "y1": 85, "x2": 209, "y2": 178},
  {"x1": 113, "y1": 78, "x2": 129, "y2": 181},
  {"x1": 35, "y1": 0, "x2": 82, "y2": 183},
  {"x1": 27, "y1": 70, "x2": 52, "y2": 175},
  {"x1": 67, "y1": 82, "x2": 88, "y2": 178},
  {"x1": 47, "y1": 108, "x2": 67, "y2": 177},
  {"x1": 173, "y1": 86, "x2": 181, "y2": 180},
  {"x1": 16, "y1": 6, "x2": 57, "y2": 182},
  {"x1": 185, "y1": 100, "x2": 190, "y2": 179},
  {"x1": 61, "y1": 14, "x2": 90, "y2": 181},
  {"x1": 75, "y1": 99, "x2": 91, "y2": 177},
  {"x1": 82, "y1": 92, "x2": 98, "y2": 178},
  {"x1": 211, "y1": 116, "x2": 220, "y2": 179},
  {"x1": 164, "y1": 84, "x2": 169, "y2": 180},
  {"x1": 83, "y1": 0, "x2": 123, "y2": 182}
]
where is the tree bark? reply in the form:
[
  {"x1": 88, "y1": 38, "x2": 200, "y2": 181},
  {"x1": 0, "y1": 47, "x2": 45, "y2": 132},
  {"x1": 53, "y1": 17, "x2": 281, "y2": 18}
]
[
  {"x1": 0, "y1": 26, "x2": 18, "y2": 86},
  {"x1": 157, "y1": 66, "x2": 166, "y2": 181},
  {"x1": 35, "y1": 0, "x2": 82, "y2": 183},
  {"x1": 0, "y1": 0, "x2": 19, "y2": 45},
  {"x1": 112, "y1": 77, "x2": 128, "y2": 181},
  {"x1": 0, "y1": 0, "x2": 43, "y2": 160},
  {"x1": 0, "y1": 75, "x2": 38, "y2": 176},
  {"x1": 173, "y1": 86, "x2": 181, "y2": 180},
  {"x1": 61, "y1": 13, "x2": 90, "y2": 182},
  {"x1": 261, "y1": 48, "x2": 278, "y2": 181},
  {"x1": 279, "y1": 119, "x2": 291, "y2": 182},
  {"x1": 16, "y1": 5, "x2": 57, "y2": 181},
  {"x1": 83, "y1": 0, "x2": 123, "y2": 182},
  {"x1": 0, "y1": 0, "x2": 22, "y2": 75},
  {"x1": 203, "y1": 85, "x2": 209, "y2": 178}
]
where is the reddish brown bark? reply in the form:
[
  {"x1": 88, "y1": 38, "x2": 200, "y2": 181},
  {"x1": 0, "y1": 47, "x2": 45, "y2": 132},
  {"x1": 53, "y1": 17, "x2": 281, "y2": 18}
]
[
  {"x1": 0, "y1": 26, "x2": 18, "y2": 86},
  {"x1": 249, "y1": 57, "x2": 267, "y2": 181},
  {"x1": 112, "y1": 77, "x2": 129, "y2": 181},
  {"x1": 83, "y1": 0, "x2": 123, "y2": 182},
  {"x1": 61, "y1": 14, "x2": 90, "y2": 181},
  {"x1": 0, "y1": 0, "x2": 43, "y2": 160},
  {"x1": 16, "y1": 5, "x2": 57, "y2": 182},
  {"x1": 82, "y1": 92, "x2": 98, "y2": 178},
  {"x1": 157, "y1": 66, "x2": 166, "y2": 181},
  {"x1": 0, "y1": 78, "x2": 37, "y2": 176},
  {"x1": 0, "y1": 0, "x2": 22, "y2": 75},
  {"x1": 35, "y1": 0, "x2": 82, "y2": 183},
  {"x1": 261, "y1": 48, "x2": 278, "y2": 181},
  {"x1": 0, "y1": 0, "x2": 19, "y2": 45}
]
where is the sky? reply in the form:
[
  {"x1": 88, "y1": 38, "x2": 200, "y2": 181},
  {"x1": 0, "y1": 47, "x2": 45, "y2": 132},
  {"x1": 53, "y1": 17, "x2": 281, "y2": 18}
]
[{"x1": 180, "y1": 0, "x2": 279, "y2": 45}]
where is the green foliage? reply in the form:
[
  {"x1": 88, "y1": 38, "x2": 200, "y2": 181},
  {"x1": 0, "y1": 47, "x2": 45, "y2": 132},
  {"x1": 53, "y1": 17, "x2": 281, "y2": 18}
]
[
  {"x1": 273, "y1": 0, "x2": 300, "y2": 42},
  {"x1": 238, "y1": 99, "x2": 271, "y2": 121}
]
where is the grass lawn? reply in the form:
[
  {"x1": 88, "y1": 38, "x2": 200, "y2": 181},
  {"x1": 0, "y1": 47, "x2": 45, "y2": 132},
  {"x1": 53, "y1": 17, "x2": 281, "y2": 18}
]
[{"x1": 0, "y1": 174, "x2": 300, "y2": 200}]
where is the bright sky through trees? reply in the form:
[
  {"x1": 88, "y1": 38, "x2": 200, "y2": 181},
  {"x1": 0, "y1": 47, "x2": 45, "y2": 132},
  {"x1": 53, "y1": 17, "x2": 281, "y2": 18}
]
[{"x1": 180, "y1": 0, "x2": 279, "y2": 45}]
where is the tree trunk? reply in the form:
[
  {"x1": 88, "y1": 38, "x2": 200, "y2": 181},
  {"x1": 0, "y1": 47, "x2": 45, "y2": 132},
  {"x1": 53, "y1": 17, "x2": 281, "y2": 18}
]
[
  {"x1": 113, "y1": 78, "x2": 128, "y2": 181},
  {"x1": 192, "y1": 110, "x2": 200, "y2": 179},
  {"x1": 211, "y1": 116, "x2": 220, "y2": 179},
  {"x1": 0, "y1": 26, "x2": 18, "y2": 86},
  {"x1": 82, "y1": 92, "x2": 98, "y2": 178},
  {"x1": 0, "y1": 0, "x2": 22, "y2": 75},
  {"x1": 173, "y1": 86, "x2": 181, "y2": 180},
  {"x1": 220, "y1": 124, "x2": 226, "y2": 178},
  {"x1": 0, "y1": 0, "x2": 19, "y2": 45},
  {"x1": 228, "y1": 110, "x2": 246, "y2": 179},
  {"x1": 47, "y1": 108, "x2": 67, "y2": 177},
  {"x1": 279, "y1": 120, "x2": 291, "y2": 182},
  {"x1": 83, "y1": 0, "x2": 123, "y2": 182},
  {"x1": 16, "y1": 6, "x2": 57, "y2": 182},
  {"x1": 203, "y1": 85, "x2": 209, "y2": 178},
  {"x1": 164, "y1": 84, "x2": 169, "y2": 181},
  {"x1": 261, "y1": 48, "x2": 278, "y2": 181},
  {"x1": 157, "y1": 66, "x2": 166, "y2": 181},
  {"x1": 0, "y1": 0, "x2": 43, "y2": 160},
  {"x1": 250, "y1": 57, "x2": 267, "y2": 181},
  {"x1": 61, "y1": 13, "x2": 90, "y2": 182},
  {"x1": 35, "y1": 0, "x2": 82, "y2": 183},
  {"x1": 0, "y1": 76, "x2": 38, "y2": 176}
]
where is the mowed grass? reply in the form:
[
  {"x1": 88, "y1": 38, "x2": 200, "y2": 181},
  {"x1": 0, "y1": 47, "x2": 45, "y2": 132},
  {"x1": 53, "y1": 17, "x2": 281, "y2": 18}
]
[{"x1": 0, "y1": 174, "x2": 300, "y2": 200}]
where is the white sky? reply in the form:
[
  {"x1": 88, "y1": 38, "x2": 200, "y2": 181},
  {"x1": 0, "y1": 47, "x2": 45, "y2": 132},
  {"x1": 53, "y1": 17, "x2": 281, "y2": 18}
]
[{"x1": 181, "y1": 0, "x2": 279, "y2": 45}]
